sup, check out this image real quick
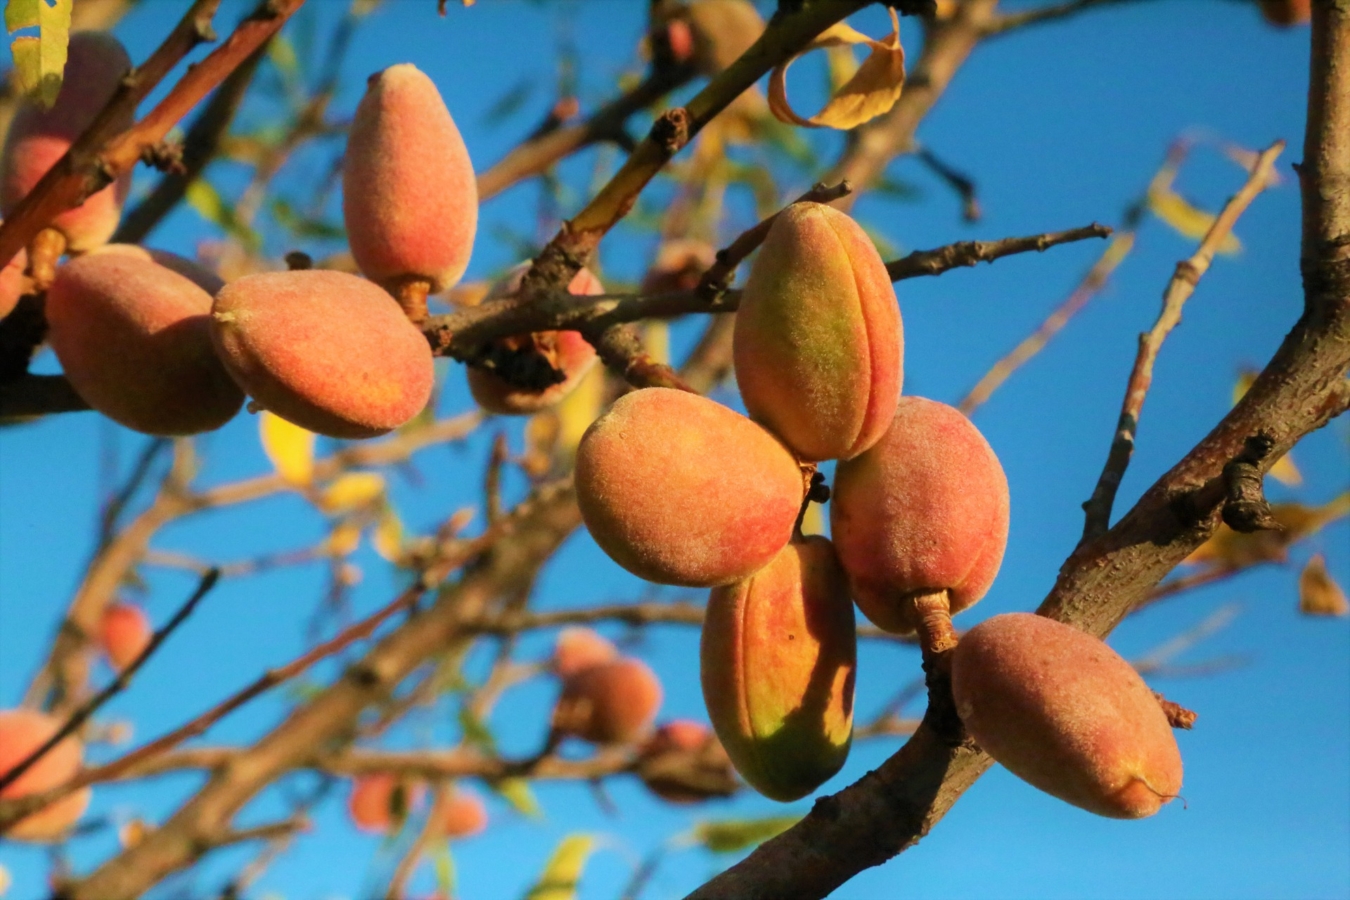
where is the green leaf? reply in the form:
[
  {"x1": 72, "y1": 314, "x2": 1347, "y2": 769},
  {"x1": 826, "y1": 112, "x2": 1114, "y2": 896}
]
[
  {"x1": 522, "y1": 834, "x2": 594, "y2": 900},
  {"x1": 494, "y1": 777, "x2": 542, "y2": 820},
  {"x1": 6, "y1": 0, "x2": 73, "y2": 108},
  {"x1": 185, "y1": 180, "x2": 261, "y2": 251},
  {"x1": 433, "y1": 841, "x2": 458, "y2": 895},
  {"x1": 1147, "y1": 188, "x2": 1241, "y2": 255},
  {"x1": 271, "y1": 197, "x2": 346, "y2": 240},
  {"x1": 689, "y1": 815, "x2": 802, "y2": 854},
  {"x1": 458, "y1": 704, "x2": 496, "y2": 752}
]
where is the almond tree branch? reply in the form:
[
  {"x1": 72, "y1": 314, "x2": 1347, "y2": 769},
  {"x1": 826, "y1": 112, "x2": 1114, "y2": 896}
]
[
  {"x1": 684, "y1": 9, "x2": 1350, "y2": 895},
  {"x1": 112, "y1": 42, "x2": 268, "y2": 244},
  {"x1": 0, "y1": 569, "x2": 219, "y2": 795},
  {"x1": 0, "y1": 0, "x2": 304, "y2": 272},
  {"x1": 1081, "y1": 140, "x2": 1285, "y2": 542},
  {"x1": 422, "y1": 224, "x2": 1110, "y2": 362},
  {"x1": 24, "y1": 412, "x2": 479, "y2": 717},
  {"x1": 985, "y1": 0, "x2": 1163, "y2": 35}
]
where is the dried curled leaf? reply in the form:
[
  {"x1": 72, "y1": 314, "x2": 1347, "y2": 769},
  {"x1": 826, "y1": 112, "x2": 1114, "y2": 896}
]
[
  {"x1": 5, "y1": 0, "x2": 73, "y2": 108},
  {"x1": 1299, "y1": 553, "x2": 1348, "y2": 617},
  {"x1": 1147, "y1": 188, "x2": 1241, "y2": 255},
  {"x1": 768, "y1": 8, "x2": 904, "y2": 130},
  {"x1": 259, "y1": 411, "x2": 315, "y2": 486}
]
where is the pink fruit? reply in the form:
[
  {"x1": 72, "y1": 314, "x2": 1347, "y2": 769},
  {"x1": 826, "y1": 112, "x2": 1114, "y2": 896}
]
[
  {"x1": 553, "y1": 627, "x2": 619, "y2": 679},
  {"x1": 98, "y1": 602, "x2": 152, "y2": 672},
  {"x1": 466, "y1": 264, "x2": 602, "y2": 415},
  {"x1": 952, "y1": 613, "x2": 1184, "y2": 819},
  {"x1": 576, "y1": 388, "x2": 804, "y2": 587},
  {"x1": 210, "y1": 269, "x2": 435, "y2": 439},
  {"x1": 701, "y1": 537, "x2": 856, "y2": 801},
  {"x1": 0, "y1": 32, "x2": 133, "y2": 251},
  {"x1": 347, "y1": 774, "x2": 424, "y2": 834},
  {"x1": 734, "y1": 201, "x2": 903, "y2": 462},
  {"x1": 553, "y1": 657, "x2": 663, "y2": 745},
  {"x1": 432, "y1": 787, "x2": 487, "y2": 839},
  {"x1": 0, "y1": 708, "x2": 91, "y2": 842},
  {"x1": 0, "y1": 246, "x2": 29, "y2": 320},
  {"x1": 638, "y1": 720, "x2": 737, "y2": 804},
  {"x1": 831, "y1": 396, "x2": 1009, "y2": 633},
  {"x1": 91, "y1": 244, "x2": 226, "y2": 294},
  {"x1": 46, "y1": 251, "x2": 245, "y2": 435},
  {"x1": 343, "y1": 64, "x2": 477, "y2": 293}
]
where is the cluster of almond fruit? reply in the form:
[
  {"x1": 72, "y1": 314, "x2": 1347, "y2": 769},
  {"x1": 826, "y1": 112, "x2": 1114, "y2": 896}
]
[
  {"x1": 572, "y1": 202, "x2": 1183, "y2": 815},
  {"x1": 1, "y1": 35, "x2": 489, "y2": 441},
  {"x1": 0, "y1": 32, "x2": 1184, "y2": 841}
]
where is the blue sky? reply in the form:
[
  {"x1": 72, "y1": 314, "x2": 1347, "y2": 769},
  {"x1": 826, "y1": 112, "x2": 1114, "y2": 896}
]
[{"x1": 1, "y1": 1, "x2": 1347, "y2": 898}]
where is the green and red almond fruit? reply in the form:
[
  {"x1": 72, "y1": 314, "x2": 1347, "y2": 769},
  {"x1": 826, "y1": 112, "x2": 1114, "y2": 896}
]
[
  {"x1": 210, "y1": 269, "x2": 435, "y2": 439},
  {"x1": 734, "y1": 201, "x2": 903, "y2": 462},
  {"x1": 701, "y1": 537, "x2": 857, "y2": 801},
  {"x1": 952, "y1": 613, "x2": 1184, "y2": 819},
  {"x1": 47, "y1": 252, "x2": 245, "y2": 436},
  {"x1": 831, "y1": 396, "x2": 1009, "y2": 632},
  {"x1": 467, "y1": 263, "x2": 603, "y2": 415},
  {"x1": 1, "y1": 32, "x2": 133, "y2": 251},
  {"x1": 576, "y1": 388, "x2": 804, "y2": 587},
  {"x1": 343, "y1": 64, "x2": 477, "y2": 295}
]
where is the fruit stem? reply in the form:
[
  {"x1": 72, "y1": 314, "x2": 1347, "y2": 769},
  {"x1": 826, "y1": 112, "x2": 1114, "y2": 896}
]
[
  {"x1": 388, "y1": 276, "x2": 432, "y2": 326},
  {"x1": 909, "y1": 589, "x2": 957, "y2": 663},
  {"x1": 26, "y1": 228, "x2": 67, "y2": 292}
]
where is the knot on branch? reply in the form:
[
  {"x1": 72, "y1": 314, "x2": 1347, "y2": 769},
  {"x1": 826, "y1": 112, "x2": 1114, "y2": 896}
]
[
  {"x1": 140, "y1": 141, "x2": 187, "y2": 175},
  {"x1": 1221, "y1": 433, "x2": 1282, "y2": 533},
  {"x1": 651, "y1": 107, "x2": 691, "y2": 156}
]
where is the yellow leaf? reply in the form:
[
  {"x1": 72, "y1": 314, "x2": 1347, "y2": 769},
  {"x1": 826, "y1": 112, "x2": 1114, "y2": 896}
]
[
  {"x1": 556, "y1": 365, "x2": 604, "y2": 457},
  {"x1": 494, "y1": 777, "x2": 542, "y2": 820},
  {"x1": 1267, "y1": 453, "x2": 1303, "y2": 487},
  {"x1": 259, "y1": 411, "x2": 315, "y2": 486},
  {"x1": 523, "y1": 834, "x2": 595, "y2": 900},
  {"x1": 1147, "y1": 188, "x2": 1241, "y2": 255},
  {"x1": 800, "y1": 502, "x2": 824, "y2": 537},
  {"x1": 373, "y1": 508, "x2": 404, "y2": 562},
  {"x1": 327, "y1": 521, "x2": 362, "y2": 557},
  {"x1": 768, "y1": 8, "x2": 904, "y2": 131},
  {"x1": 521, "y1": 411, "x2": 561, "y2": 479},
  {"x1": 644, "y1": 320, "x2": 670, "y2": 366},
  {"x1": 0, "y1": 861, "x2": 10, "y2": 897},
  {"x1": 1230, "y1": 369, "x2": 1301, "y2": 485},
  {"x1": 318, "y1": 472, "x2": 385, "y2": 514},
  {"x1": 6, "y1": 0, "x2": 73, "y2": 108},
  {"x1": 1298, "y1": 553, "x2": 1348, "y2": 616}
]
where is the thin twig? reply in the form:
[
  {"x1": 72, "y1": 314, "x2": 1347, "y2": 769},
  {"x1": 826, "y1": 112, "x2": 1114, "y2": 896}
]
[
  {"x1": 1080, "y1": 140, "x2": 1285, "y2": 542},
  {"x1": 0, "y1": 0, "x2": 304, "y2": 271},
  {"x1": 697, "y1": 180, "x2": 854, "y2": 297},
  {"x1": 958, "y1": 229, "x2": 1133, "y2": 415},
  {"x1": 915, "y1": 145, "x2": 980, "y2": 222},
  {"x1": 986, "y1": 0, "x2": 1162, "y2": 35},
  {"x1": 0, "y1": 569, "x2": 219, "y2": 797}
]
